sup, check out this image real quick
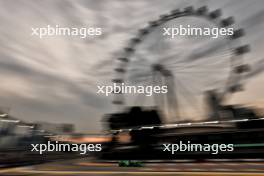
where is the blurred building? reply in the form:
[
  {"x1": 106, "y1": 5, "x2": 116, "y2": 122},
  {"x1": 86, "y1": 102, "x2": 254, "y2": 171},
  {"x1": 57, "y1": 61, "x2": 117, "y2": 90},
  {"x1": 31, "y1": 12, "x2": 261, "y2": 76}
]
[{"x1": 34, "y1": 122, "x2": 75, "y2": 135}]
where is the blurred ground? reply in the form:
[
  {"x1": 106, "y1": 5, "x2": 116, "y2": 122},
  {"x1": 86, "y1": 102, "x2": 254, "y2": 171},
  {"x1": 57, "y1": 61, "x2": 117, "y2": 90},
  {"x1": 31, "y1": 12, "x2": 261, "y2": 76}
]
[{"x1": 2, "y1": 158, "x2": 264, "y2": 175}]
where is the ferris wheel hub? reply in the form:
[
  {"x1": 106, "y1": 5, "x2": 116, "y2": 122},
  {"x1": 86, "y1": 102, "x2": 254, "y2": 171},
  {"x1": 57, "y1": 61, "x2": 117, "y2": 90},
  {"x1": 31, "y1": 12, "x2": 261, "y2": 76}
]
[
  {"x1": 152, "y1": 64, "x2": 172, "y2": 77},
  {"x1": 152, "y1": 64, "x2": 164, "y2": 71}
]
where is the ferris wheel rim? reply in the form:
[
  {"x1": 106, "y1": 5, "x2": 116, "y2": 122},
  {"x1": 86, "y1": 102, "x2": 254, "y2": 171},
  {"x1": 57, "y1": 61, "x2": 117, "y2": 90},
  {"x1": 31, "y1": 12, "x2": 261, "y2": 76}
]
[{"x1": 112, "y1": 5, "x2": 250, "y2": 113}]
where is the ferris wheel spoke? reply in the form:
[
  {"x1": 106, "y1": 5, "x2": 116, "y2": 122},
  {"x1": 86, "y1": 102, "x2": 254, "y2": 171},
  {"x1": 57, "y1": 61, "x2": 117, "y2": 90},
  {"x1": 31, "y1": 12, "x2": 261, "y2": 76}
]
[
  {"x1": 159, "y1": 53, "x2": 182, "y2": 65},
  {"x1": 186, "y1": 38, "x2": 229, "y2": 62},
  {"x1": 130, "y1": 61, "x2": 150, "y2": 68},
  {"x1": 187, "y1": 51, "x2": 232, "y2": 65},
  {"x1": 167, "y1": 55, "x2": 231, "y2": 71},
  {"x1": 174, "y1": 77, "x2": 203, "y2": 116},
  {"x1": 167, "y1": 64, "x2": 223, "y2": 73},
  {"x1": 175, "y1": 71, "x2": 228, "y2": 89},
  {"x1": 129, "y1": 73, "x2": 152, "y2": 83},
  {"x1": 174, "y1": 67, "x2": 229, "y2": 74},
  {"x1": 131, "y1": 76, "x2": 152, "y2": 84},
  {"x1": 173, "y1": 50, "x2": 231, "y2": 66},
  {"x1": 193, "y1": 60, "x2": 229, "y2": 70},
  {"x1": 132, "y1": 78, "x2": 154, "y2": 106},
  {"x1": 128, "y1": 67, "x2": 150, "y2": 73},
  {"x1": 161, "y1": 54, "x2": 191, "y2": 67},
  {"x1": 141, "y1": 35, "x2": 166, "y2": 54},
  {"x1": 177, "y1": 75, "x2": 202, "y2": 94}
]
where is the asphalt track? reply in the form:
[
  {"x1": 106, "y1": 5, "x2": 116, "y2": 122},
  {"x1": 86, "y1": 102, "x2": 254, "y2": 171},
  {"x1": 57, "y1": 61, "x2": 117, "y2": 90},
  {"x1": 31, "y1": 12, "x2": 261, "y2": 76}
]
[{"x1": 1, "y1": 158, "x2": 264, "y2": 175}]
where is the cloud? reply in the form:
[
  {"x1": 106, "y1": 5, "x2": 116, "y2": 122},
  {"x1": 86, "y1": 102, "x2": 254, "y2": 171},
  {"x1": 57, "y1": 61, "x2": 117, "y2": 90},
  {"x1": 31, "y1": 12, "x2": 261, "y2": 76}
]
[{"x1": 0, "y1": 0, "x2": 263, "y2": 132}]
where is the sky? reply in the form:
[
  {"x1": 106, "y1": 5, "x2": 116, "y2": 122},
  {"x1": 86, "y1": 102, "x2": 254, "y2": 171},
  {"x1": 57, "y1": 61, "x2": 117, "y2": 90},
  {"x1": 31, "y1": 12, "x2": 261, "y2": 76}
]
[{"x1": 0, "y1": 0, "x2": 263, "y2": 133}]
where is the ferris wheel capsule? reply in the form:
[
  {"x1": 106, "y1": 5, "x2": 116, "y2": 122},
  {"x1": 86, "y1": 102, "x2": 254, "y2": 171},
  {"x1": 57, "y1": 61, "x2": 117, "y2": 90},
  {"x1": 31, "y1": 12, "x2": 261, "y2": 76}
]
[{"x1": 209, "y1": 9, "x2": 222, "y2": 19}]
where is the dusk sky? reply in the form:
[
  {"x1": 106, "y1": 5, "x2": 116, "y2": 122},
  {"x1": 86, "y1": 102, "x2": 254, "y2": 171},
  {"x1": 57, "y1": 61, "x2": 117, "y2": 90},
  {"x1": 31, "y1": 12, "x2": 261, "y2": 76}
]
[{"x1": 0, "y1": 0, "x2": 263, "y2": 133}]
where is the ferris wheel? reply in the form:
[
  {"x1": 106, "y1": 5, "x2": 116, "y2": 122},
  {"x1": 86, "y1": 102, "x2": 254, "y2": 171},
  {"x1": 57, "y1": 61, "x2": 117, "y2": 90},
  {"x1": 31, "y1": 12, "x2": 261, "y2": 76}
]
[{"x1": 112, "y1": 6, "x2": 250, "y2": 123}]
